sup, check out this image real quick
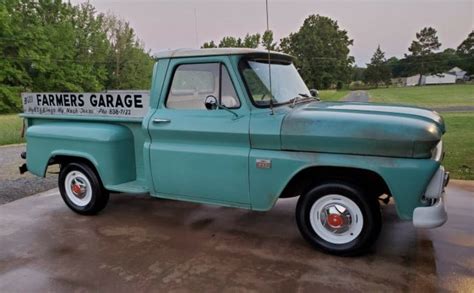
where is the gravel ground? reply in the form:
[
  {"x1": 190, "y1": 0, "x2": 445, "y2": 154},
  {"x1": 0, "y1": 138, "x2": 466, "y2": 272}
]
[
  {"x1": 0, "y1": 144, "x2": 58, "y2": 205},
  {"x1": 344, "y1": 90, "x2": 370, "y2": 102}
]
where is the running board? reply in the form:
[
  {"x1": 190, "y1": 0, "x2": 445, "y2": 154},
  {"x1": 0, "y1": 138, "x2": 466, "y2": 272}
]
[{"x1": 106, "y1": 180, "x2": 149, "y2": 194}]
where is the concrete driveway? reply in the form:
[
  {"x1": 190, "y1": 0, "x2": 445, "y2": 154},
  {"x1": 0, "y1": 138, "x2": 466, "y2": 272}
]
[{"x1": 0, "y1": 182, "x2": 473, "y2": 292}]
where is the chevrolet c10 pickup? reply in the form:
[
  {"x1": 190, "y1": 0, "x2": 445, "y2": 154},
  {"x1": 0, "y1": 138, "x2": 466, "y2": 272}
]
[{"x1": 20, "y1": 48, "x2": 449, "y2": 256}]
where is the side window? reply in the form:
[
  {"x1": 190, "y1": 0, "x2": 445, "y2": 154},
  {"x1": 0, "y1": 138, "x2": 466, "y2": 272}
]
[
  {"x1": 166, "y1": 63, "x2": 240, "y2": 109},
  {"x1": 220, "y1": 65, "x2": 240, "y2": 108}
]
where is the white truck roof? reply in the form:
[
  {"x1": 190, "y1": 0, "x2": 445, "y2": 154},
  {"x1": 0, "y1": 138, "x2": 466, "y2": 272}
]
[{"x1": 154, "y1": 48, "x2": 291, "y2": 59}]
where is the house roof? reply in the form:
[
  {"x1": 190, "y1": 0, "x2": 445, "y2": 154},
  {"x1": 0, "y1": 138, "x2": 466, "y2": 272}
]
[
  {"x1": 154, "y1": 48, "x2": 291, "y2": 59},
  {"x1": 448, "y1": 67, "x2": 465, "y2": 73}
]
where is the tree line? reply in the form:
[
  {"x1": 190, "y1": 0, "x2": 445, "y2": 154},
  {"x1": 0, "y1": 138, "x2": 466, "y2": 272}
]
[
  {"x1": 203, "y1": 18, "x2": 473, "y2": 89},
  {"x1": 2, "y1": 1, "x2": 472, "y2": 113},
  {"x1": 0, "y1": 0, "x2": 154, "y2": 113},
  {"x1": 202, "y1": 15, "x2": 354, "y2": 90},
  {"x1": 363, "y1": 28, "x2": 473, "y2": 86}
]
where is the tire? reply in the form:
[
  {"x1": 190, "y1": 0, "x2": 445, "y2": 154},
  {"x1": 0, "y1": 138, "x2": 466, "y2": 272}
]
[
  {"x1": 296, "y1": 181, "x2": 381, "y2": 256},
  {"x1": 58, "y1": 162, "x2": 109, "y2": 215}
]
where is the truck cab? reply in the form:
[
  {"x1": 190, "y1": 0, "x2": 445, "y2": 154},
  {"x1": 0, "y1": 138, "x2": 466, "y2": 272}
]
[{"x1": 20, "y1": 48, "x2": 449, "y2": 256}]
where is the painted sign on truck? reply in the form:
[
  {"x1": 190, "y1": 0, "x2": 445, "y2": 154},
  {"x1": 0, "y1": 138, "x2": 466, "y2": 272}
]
[{"x1": 22, "y1": 91, "x2": 150, "y2": 118}]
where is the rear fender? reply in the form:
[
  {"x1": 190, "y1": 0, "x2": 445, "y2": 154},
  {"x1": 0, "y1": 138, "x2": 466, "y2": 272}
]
[{"x1": 26, "y1": 122, "x2": 136, "y2": 187}]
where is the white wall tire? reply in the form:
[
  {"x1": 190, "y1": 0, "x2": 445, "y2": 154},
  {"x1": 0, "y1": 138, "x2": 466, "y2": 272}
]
[
  {"x1": 296, "y1": 181, "x2": 381, "y2": 256},
  {"x1": 59, "y1": 162, "x2": 109, "y2": 215}
]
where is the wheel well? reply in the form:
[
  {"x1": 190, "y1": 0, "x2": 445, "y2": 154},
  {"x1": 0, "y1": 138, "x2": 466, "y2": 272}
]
[
  {"x1": 49, "y1": 155, "x2": 98, "y2": 176},
  {"x1": 280, "y1": 166, "x2": 391, "y2": 199}
]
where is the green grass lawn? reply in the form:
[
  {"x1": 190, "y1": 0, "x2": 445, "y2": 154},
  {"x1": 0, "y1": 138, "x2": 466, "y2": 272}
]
[
  {"x1": 442, "y1": 112, "x2": 474, "y2": 180},
  {"x1": 319, "y1": 89, "x2": 349, "y2": 102},
  {"x1": 368, "y1": 84, "x2": 474, "y2": 108},
  {"x1": 0, "y1": 114, "x2": 25, "y2": 146}
]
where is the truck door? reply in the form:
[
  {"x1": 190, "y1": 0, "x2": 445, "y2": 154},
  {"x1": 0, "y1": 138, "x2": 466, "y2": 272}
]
[{"x1": 148, "y1": 58, "x2": 251, "y2": 206}]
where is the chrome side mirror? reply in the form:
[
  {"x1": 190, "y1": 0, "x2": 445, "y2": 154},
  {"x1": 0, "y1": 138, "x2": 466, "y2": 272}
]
[
  {"x1": 204, "y1": 94, "x2": 239, "y2": 118},
  {"x1": 310, "y1": 89, "x2": 319, "y2": 98},
  {"x1": 204, "y1": 95, "x2": 218, "y2": 110}
]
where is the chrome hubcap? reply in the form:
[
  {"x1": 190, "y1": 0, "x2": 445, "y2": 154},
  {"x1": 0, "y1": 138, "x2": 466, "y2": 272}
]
[
  {"x1": 64, "y1": 170, "x2": 92, "y2": 207},
  {"x1": 320, "y1": 203, "x2": 352, "y2": 234},
  {"x1": 70, "y1": 176, "x2": 87, "y2": 199},
  {"x1": 309, "y1": 195, "x2": 364, "y2": 244}
]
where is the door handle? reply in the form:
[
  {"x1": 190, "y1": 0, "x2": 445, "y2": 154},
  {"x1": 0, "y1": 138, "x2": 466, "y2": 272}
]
[{"x1": 153, "y1": 118, "x2": 171, "y2": 123}]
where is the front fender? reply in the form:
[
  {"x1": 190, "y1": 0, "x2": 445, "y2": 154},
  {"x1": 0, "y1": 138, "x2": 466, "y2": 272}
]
[{"x1": 249, "y1": 149, "x2": 439, "y2": 220}]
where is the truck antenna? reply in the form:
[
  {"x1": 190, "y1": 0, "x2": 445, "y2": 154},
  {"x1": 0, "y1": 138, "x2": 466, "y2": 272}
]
[
  {"x1": 266, "y1": 0, "x2": 274, "y2": 115},
  {"x1": 194, "y1": 8, "x2": 199, "y2": 48}
]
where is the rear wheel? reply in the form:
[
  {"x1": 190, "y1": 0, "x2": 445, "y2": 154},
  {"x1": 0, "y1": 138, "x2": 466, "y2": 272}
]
[
  {"x1": 296, "y1": 181, "x2": 381, "y2": 256},
  {"x1": 59, "y1": 162, "x2": 109, "y2": 215}
]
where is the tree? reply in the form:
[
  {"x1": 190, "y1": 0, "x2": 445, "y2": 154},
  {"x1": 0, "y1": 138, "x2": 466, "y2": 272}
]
[
  {"x1": 218, "y1": 36, "x2": 242, "y2": 48},
  {"x1": 201, "y1": 33, "x2": 262, "y2": 49},
  {"x1": 457, "y1": 30, "x2": 474, "y2": 74},
  {"x1": 364, "y1": 45, "x2": 391, "y2": 87},
  {"x1": 457, "y1": 30, "x2": 474, "y2": 55},
  {"x1": 407, "y1": 27, "x2": 441, "y2": 84},
  {"x1": 279, "y1": 15, "x2": 354, "y2": 89},
  {"x1": 103, "y1": 14, "x2": 154, "y2": 89},
  {"x1": 262, "y1": 30, "x2": 276, "y2": 51},
  {"x1": 0, "y1": 0, "x2": 154, "y2": 113},
  {"x1": 242, "y1": 33, "x2": 260, "y2": 48},
  {"x1": 201, "y1": 40, "x2": 217, "y2": 48},
  {"x1": 351, "y1": 66, "x2": 366, "y2": 82}
]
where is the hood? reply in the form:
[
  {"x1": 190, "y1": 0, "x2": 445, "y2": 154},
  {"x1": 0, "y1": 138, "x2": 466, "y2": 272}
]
[{"x1": 280, "y1": 102, "x2": 445, "y2": 158}]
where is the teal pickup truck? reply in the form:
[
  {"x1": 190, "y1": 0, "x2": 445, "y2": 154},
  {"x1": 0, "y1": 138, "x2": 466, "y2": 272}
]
[{"x1": 20, "y1": 48, "x2": 448, "y2": 256}]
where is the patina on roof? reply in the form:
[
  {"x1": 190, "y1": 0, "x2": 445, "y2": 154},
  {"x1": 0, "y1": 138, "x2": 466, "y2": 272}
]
[{"x1": 154, "y1": 48, "x2": 291, "y2": 59}]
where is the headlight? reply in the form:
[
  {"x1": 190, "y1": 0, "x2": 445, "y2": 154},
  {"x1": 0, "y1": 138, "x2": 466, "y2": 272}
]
[{"x1": 431, "y1": 140, "x2": 443, "y2": 161}]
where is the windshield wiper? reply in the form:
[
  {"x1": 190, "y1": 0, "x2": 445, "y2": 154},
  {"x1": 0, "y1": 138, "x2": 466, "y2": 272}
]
[{"x1": 289, "y1": 93, "x2": 313, "y2": 108}]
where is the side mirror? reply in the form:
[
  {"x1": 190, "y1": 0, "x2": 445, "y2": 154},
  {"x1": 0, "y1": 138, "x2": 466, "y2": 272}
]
[
  {"x1": 310, "y1": 89, "x2": 319, "y2": 98},
  {"x1": 204, "y1": 94, "x2": 239, "y2": 119},
  {"x1": 205, "y1": 95, "x2": 218, "y2": 110}
]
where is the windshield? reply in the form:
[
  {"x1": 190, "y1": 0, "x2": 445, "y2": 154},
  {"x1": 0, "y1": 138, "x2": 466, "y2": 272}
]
[{"x1": 239, "y1": 58, "x2": 311, "y2": 106}]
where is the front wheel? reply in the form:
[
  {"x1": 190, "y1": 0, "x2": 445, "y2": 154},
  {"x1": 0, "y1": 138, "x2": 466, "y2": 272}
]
[
  {"x1": 59, "y1": 162, "x2": 109, "y2": 215},
  {"x1": 296, "y1": 181, "x2": 381, "y2": 256}
]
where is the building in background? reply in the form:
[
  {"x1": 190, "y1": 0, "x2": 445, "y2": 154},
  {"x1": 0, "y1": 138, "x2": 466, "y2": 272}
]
[
  {"x1": 447, "y1": 67, "x2": 468, "y2": 81},
  {"x1": 403, "y1": 67, "x2": 468, "y2": 86},
  {"x1": 424, "y1": 73, "x2": 456, "y2": 85}
]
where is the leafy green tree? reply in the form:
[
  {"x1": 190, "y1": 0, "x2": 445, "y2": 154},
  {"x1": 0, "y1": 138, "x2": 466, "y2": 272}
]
[
  {"x1": 103, "y1": 14, "x2": 154, "y2": 89},
  {"x1": 364, "y1": 45, "x2": 391, "y2": 87},
  {"x1": 0, "y1": 0, "x2": 154, "y2": 113},
  {"x1": 202, "y1": 33, "x2": 261, "y2": 49},
  {"x1": 218, "y1": 36, "x2": 242, "y2": 48},
  {"x1": 351, "y1": 66, "x2": 366, "y2": 82},
  {"x1": 457, "y1": 30, "x2": 474, "y2": 74},
  {"x1": 242, "y1": 33, "x2": 260, "y2": 48},
  {"x1": 279, "y1": 14, "x2": 354, "y2": 89},
  {"x1": 201, "y1": 40, "x2": 217, "y2": 48},
  {"x1": 407, "y1": 27, "x2": 441, "y2": 84},
  {"x1": 457, "y1": 30, "x2": 473, "y2": 55},
  {"x1": 262, "y1": 30, "x2": 276, "y2": 51}
]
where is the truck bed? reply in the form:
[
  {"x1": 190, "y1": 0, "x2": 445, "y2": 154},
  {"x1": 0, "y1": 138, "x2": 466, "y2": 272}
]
[{"x1": 21, "y1": 91, "x2": 151, "y2": 193}]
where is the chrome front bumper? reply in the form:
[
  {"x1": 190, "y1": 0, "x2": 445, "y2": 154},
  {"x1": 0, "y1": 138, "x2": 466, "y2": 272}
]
[{"x1": 413, "y1": 166, "x2": 449, "y2": 228}]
